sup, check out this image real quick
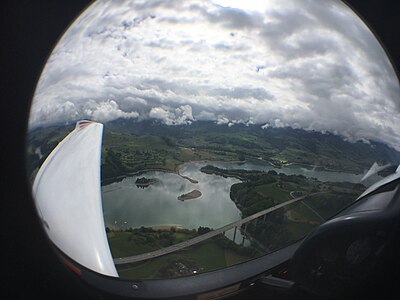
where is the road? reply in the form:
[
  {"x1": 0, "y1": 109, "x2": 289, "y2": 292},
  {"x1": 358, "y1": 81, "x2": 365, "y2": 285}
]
[{"x1": 114, "y1": 193, "x2": 318, "y2": 265}]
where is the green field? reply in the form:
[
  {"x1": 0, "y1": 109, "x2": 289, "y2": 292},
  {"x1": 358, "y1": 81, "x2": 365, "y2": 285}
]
[
  {"x1": 107, "y1": 167, "x2": 365, "y2": 280},
  {"x1": 107, "y1": 229, "x2": 196, "y2": 258},
  {"x1": 286, "y1": 201, "x2": 325, "y2": 224},
  {"x1": 225, "y1": 168, "x2": 366, "y2": 250},
  {"x1": 253, "y1": 183, "x2": 291, "y2": 204},
  {"x1": 107, "y1": 231, "x2": 158, "y2": 257},
  {"x1": 111, "y1": 231, "x2": 255, "y2": 279},
  {"x1": 284, "y1": 219, "x2": 319, "y2": 238},
  {"x1": 224, "y1": 249, "x2": 251, "y2": 266},
  {"x1": 24, "y1": 119, "x2": 400, "y2": 281},
  {"x1": 100, "y1": 128, "x2": 241, "y2": 180},
  {"x1": 116, "y1": 240, "x2": 227, "y2": 279},
  {"x1": 26, "y1": 120, "x2": 400, "y2": 182}
]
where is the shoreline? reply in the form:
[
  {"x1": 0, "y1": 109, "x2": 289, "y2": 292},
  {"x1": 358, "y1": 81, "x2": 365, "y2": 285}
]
[
  {"x1": 151, "y1": 224, "x2": 189, "y2": 231},
  {"x1": 102, "y1": 158, "x2": 244, "y2": 186},
  {"x1": 253, "y1": 158, "x2": 360, "y2": 174},
  {"x1": 175, "y1": 159, "x2": 245, "y2": 174},
  {"x1": 102, "y1": 158, "x2": 361, "y2": 187},
  {"x1": 174, "y1": 159, "x2": 245, "y2": 183},
  {"x1": 106, "y1": 223, "x2": 189, "y2": 232}
]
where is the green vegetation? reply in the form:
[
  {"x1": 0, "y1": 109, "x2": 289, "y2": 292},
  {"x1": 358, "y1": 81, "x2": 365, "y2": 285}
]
[
  {"x1": 301, "y1": 185, "x2": 365, "y2": 220},
  {"x1": 108, "y1": 227, "x2": 256, "y2": 279},
  {"x1": 204, "y1": 165, "x2": 366, "y2": 251},
  {"x1": 26, "y1": 120, "x2": 397, "y2": 279},
  {"x1": 116, "y1": 239, "x2": 228, "y2": 279},
  {"x1": 25, "y1": 124, "x2": 74, "y2": 180},
  {"x1": 229, "y1": 171, "x2": 315, "y2": 217},
  {"x1": 27, "y1": 120, "x2": 400, "y2": 183},
  {"x1": 225, "y1": 249, "x2": 250, "y2": 266},
  {"x1": 107, "y1": 227, "x2": 196, "y2": 258},
  {"x1": 200, "y1": 165, "x2": 264, "y2": 180},
  {"x1": 108, "y1": 163, "x2": 367, "y2": 280}
]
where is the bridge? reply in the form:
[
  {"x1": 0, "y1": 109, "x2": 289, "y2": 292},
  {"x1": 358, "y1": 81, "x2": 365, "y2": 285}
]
[{"x1": 114, "y1": 193, "x2": 319, "y2": 265}]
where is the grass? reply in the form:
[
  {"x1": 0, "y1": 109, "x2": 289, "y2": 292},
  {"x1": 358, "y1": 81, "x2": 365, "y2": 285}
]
[
  {"x1": 303, "y1": 193, "x2": 356, "y2": 220},
  {"x1": 116, "y1": 240, "x2": 228, "y2": 279},
  {"x1": 27, "y1": 121, "x2": 381, "y2": 278},
  {"x1": 107, "y1": 232, "x2": 159, "y2": 258},
  {"x1": 101, "y1": 129, "x2": 242, "y2": 179},
  {"x1": 253, "y1": 183, "x2": 292, "y2": 204},
  {"x1": 110, "y1": 230, "x2": 254, "y2": 280},
  {"x1": 284, "y1": 220, "x2": 318, "y2": 239},
  {"x1": 287, "y1": 202, "x2": 324, "y2": 224},
  {"x1": 108, "y1": 231, "x2": 196, "y2": 258},
  {"x1": 224, "y1": 249, "x2": 250, "y2": 266},
  {"x1": 173, "y1": 232, "x2": 194, "y2": 242},
  {"x1": 29, "y1": 120, "x2": 400, "y2": 181},
  {"x1": 117, "y1": 257, "x2": 170, "y2": 279}
]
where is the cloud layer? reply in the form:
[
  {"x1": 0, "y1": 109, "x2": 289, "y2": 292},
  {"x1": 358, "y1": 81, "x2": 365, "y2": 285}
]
[{"x1": 30, "y1": 0, "x2": 400, "y2": 149}]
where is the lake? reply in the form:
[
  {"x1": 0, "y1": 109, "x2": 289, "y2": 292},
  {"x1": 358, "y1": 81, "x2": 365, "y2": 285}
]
[
  {"x1": 101, "y1": 160, "x2": 378, "y2": 241},
  {"x1": 102, "y1": 162, "x2": 241, "y2": 231}
]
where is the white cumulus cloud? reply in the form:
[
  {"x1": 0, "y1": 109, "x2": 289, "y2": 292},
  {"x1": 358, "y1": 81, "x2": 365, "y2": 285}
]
[
  {"x1": 149, "y1": 105, "x2": 193, "y2": 125},
  {"x1": 28, "y1": 0, "x2": 400, "y2": 150},
  {"x1": 85, "y1": 100, "x2": 139, "y2": 123}
]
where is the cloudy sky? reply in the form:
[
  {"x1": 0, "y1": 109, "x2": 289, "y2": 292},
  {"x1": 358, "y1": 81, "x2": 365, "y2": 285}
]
[{"x1": 29, "y1": 0, "x2": 400, "y2": 149}]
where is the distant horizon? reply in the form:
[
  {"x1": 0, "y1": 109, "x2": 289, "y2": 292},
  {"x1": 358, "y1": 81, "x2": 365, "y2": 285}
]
[{"x1": 27, "y1": 117, "x2": 400, "y2": 153}]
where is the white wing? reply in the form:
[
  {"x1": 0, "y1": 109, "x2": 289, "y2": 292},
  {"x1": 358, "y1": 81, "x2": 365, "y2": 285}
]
[
  {"x1": 32, "y1": 121, "x2": 118, "y2": 277},
  {"x1": 357, "y1": 164, "x2": 400, "y2": 200},
  {"x1": 361, "y1": 162, "x2": 391, "y2": 182}
]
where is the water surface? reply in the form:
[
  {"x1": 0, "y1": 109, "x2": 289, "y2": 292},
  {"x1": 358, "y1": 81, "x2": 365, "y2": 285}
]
[{"x1": 102, "y1": 160, "x2": 378, "y2": 232}]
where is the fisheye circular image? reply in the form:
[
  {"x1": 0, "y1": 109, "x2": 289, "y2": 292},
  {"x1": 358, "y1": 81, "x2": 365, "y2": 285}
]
[{"x1": 26, "y1": 0, "x2": 400, "y2": 286}]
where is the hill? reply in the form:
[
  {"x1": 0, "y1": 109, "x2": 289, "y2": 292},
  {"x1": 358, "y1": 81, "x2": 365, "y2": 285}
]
[{"x1": 26, "y1": 119, "x2": 400, "y2": 182}]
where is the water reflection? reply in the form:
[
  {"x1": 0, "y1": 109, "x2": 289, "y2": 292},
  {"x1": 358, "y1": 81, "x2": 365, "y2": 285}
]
[
  {"x1": 102, "y1": 159, "x2": 365, "y2": 237},
  {"x1": 113, "y1": 193, "x2": 346, "y2": 280},
  {"x1": 102, "y1": 169, "x2": 241, "y2": 230},
  {"x1": 103, "y1": 160, "x2": 365, "y2": 279}
]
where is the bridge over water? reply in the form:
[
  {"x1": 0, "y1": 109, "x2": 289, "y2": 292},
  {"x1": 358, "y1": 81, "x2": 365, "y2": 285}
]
[{"x1": 114, "y1": 193, "x2": 319, "y2": 265}]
